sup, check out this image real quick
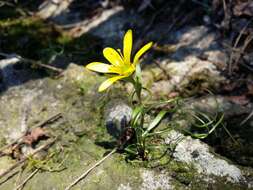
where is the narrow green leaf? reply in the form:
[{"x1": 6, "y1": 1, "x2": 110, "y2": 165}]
[
  {"x1": 135, "y1": 64, "x2": 142, "y2": 81},
  {"x1": 191, "y1": 133, "x2": 208, "y2": 139},
  {"x1": 208, "y1": 113, "x2": 224, "y2": 134},
  {"x1": 124, "y1": 147, "x2": 138, "y2": 155},
  {"x1": 146, "y1": 97, "x2": 180, "y2": 107},
  {"x1": 145, "y1": 128, "x2": 172, "y2": 137},
  {"x1": 142, "y1": 110, "x2": 167, "y2": 137},
  {"x1": 131, "y1": 106, "x2": 144, "y2": 127},
  {"x1": 185, "y1": 113, "x2": 224, "y2": 139}
]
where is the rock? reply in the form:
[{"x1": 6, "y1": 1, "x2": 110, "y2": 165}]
[
  {"x1": 0, "y1": 156, "x2": 15, "y2": 176},
  {"x1": 104, "y1": 100, "x2": 132, "y2": 138},
  {"x1": 37, "y1": 0, "x2": 74, "y2": 20},
  {"x1": 202, "y1": 50, "x2": 228, "y2": 70},
  {"x1": 0, "y1": 56, "x2": 22, "y2": 89},
  {"x1": 118, "y1": 170, "x2": 174, "y2": 190},
  {"x1": 171, "y1": 26, "x2": 221, "y2": 60},
  {"x1": 89, "y1": 9, "x2": 143, "y2": 46},
  {"x1": 118, "y1": 183, "x2": 132, "y2": 190},
  {"x1": 140, "y1": 170, "x2": 173, "y2": 190},
  {"x1": 140, "y1": 26, "x2": 228, "y2": 98},
  {"x1": 0, "y1": 63, "x2": 102, "y2": 143},
  {"x1": 165, "y1": 130, "x2": 244, "y2": 183},
  {"x1": 188, "y1": 95, "x2": 253, "y2": 118},
  {"x1": 170, "y1": 95, "x2": 253, "y2": 168},
  {"x1": 142, "y1": 56, "x2": 225, "y2": 98},
  {"x1": 0, "y1": 62, "x2": 251, "y2": 190},
  {"x1": 0, "y1": 63, "x2": 139, "y2": 190}
]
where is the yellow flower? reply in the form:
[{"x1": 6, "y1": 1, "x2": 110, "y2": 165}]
[{"x1": 86, "y1": 29, "x2": 153, "y2": 92}]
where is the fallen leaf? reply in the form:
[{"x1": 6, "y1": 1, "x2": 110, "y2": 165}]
[
  {"x1": 168, "y1": 92, "x2": 179, "y2": 98},
  {"x1": 23, "y1": 128, "x2": 47, "y2": 146},
  {"x1": 247, "y1": 83, "x2": 253, "y2": 95},
  {"x1": 226, "y1": 95, "x2": 250, "y2": 105},
  {"x1": 222, "y1": 81, "x2": 239, "y2": 92},
  {"x1": 234, "y1": 1, "x2": 253, "y2": 17}
]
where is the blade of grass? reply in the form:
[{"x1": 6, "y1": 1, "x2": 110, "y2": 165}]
[
  {"x1": 142, "y1": 110, "x2": 167, "y2": 137},
  {"x1": 131, "y1": 106, "x2": 144, "y2": 127}
]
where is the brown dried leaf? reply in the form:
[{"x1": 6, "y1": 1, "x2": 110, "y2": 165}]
[
  {"x1": 23, "y1": 128, "x2": 47, "y2": 145},
  {"x1": 168, "y1": 92, "x2": 179, "y2": 98},
  {"x1": 222, "y1": 82, "x2": 238, "y2": 92},
  {"x1": 247, "y1": 83, "x2": 253, "y2": 95},
  {"x1": 226, "y1": 95, "x2": 250, "y2": 105},
  {"x1": 234, "y1": 2, "x2": 253, "y2": 16}
]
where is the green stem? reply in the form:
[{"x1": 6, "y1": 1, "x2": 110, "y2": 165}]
[
  {"x1": 128, "y1": 76, "x2": 142, "y2": 105},
  {"x1": 127, "y1": 75, "x2": 146, "y2": 159},
  {"x1": 136, "y1": 85, "x2": 142, "y2": 105}
]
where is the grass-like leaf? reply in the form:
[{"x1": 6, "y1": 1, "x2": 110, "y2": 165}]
[{"x1": 142, "y1": 110, "x2": 167, "y2": 137}]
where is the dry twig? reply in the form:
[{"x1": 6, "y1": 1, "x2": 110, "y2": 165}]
[
  {"x1": 240, "y1": 110, "x2": 253, "y2": 126},
  {"x1": 0, "y1": 53, "x2": 63, "y2": 73},
  {"x1": 14, "y1": 169, "x2": 39, "y2": 190},
  {"x1": 0, "y1": 113, "x2": 62, "y2": 156},
  {"x1": 228, "y1": 19, "x2": 252, "y2": 74},
  {"x1": 0, "y1": 138, "x2": 56, "y2": 179},
  {"x1": 32, "y1": 112, "x2": 62, "y2": 129},
  {"x1": 64, "y1": 148, "x2": 117, "y2": 190}
]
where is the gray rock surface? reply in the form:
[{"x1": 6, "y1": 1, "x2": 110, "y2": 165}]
[
  {"x1": 89, "y1": 9, "x2": 143, "y2": 46},
  {"x1": 118, "y1": 170, "x2": 174, "y2": 190},
  {"x1": 105, "y1": 101, "x2": 132, "y2": 138},
  {"x1": 165, "y1": 130, "x2": 243, "y2": 183},
  {"x1": 141, "y1": 55, "x2": 225, "y2": 97},
  {"x1": 140, "y1": 170, "x2": 173, "y2": 190},
  {"x1": 37, "y1": 0, "x2": 75, "y2": 20},
  {"x1": 169, "y1": 26, "x2": 228, "y2": 66}
]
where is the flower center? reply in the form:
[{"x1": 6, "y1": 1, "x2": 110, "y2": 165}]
[{"x1": 122, "y1": 64, "x2": 135, "y2": 76}]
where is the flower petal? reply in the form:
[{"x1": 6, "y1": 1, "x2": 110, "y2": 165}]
[
  {"x1": 86, "y1": 62, "x2": 111, "y2": 73},
  {"x1": 133, "y1": 42, "x2": 153, "y2": 65},
  {"x1": 98, "y1": 75, "x2": 126, "y2": 92},
  {"x1": 103, "y1": 47, "x2": 124, "y2": 66},
  {"x1": 108, "y1": 66, "x2": 123, "y2": 74},
  {"x1": 123, "y1": 29, "x2": 132, "y2": 64}
]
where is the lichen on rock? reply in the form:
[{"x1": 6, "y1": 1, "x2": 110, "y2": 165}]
[{"x1": 165, "y1": 130, "x2": 244, "y2": 183}]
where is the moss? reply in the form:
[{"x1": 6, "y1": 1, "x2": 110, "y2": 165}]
[
  {"x1": 0, "y1": 17, "x2": 103, "y2": 65},
  {"x1": 0, "y1": 1, "x2": 40, "y2": 20},
  {"x1": 0, "y1": 136, "x2": 141, "y2": 190},
  {"x1": 0, "y1": 6, "x2": 21, "y2": 19},
  {"x1": 58, "y1": 33, "x2": 103, "y2": 64},
  {"x1": 0, "y1": 18, "x2": 59, "y2": 59},
  {"x1": 82, "y1": 154, "x2": 142, "y2": 190},
  {"x1": 169, "y1": 161, "x2": 196, "y2": 184}
]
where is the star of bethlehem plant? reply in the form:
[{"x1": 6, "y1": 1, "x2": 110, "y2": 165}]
[
  {"x1": 85, "y1": 29, "x2": 224, "y2": 160},
  {"x1": 85, "y1": 29, "x2": 176, "y2": 160}
]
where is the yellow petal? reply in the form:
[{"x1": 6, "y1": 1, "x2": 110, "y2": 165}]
[
  {"x1": 123, "y1": 29, "x2": 132, "y2": 64},
  {"x1": 86, "y1": 62, "x2": 111, "y2": 73},
  {"x1": 108, "y1": 66, "x2": 123, "y2": 74},
  {"x1": 103, "y1": 47, "x2": 124, "y2": 66},
  {"x1": 133, "y1": 42, "x2": 153, "y2": 65},
  {"x1": 98, "y1": 75, "x2": 126, "y2": 92}
]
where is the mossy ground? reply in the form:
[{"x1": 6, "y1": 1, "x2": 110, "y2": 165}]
[{"x1": 0, "y1": 16, "x2": 103, "y2": 66}]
